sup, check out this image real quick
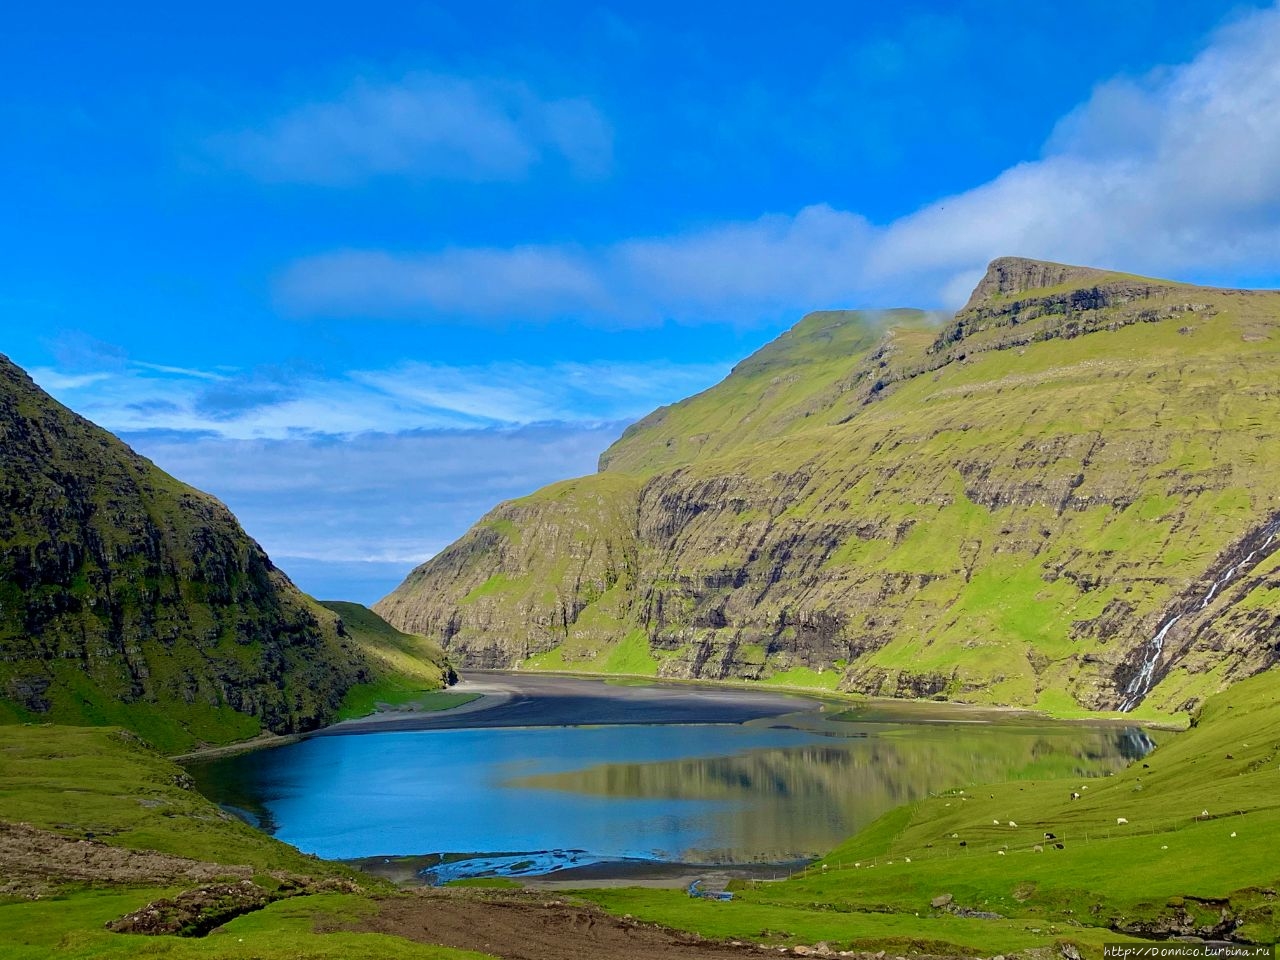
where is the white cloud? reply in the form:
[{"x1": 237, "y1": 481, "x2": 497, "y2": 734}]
[
  {"x1": 29, "y1": 355, "x2": 731, "y2": 441},
  {"x1": 276, "y1": 247, "x2": 613, "y2": 318},
  {"x1": 215, "y1": 72, "x2": 612, "y2": 185},
  {"x1": 127, "y1": 423, "x2": 625, "y2": 602},
  {"x1": 277, "y1": 5, "x2": 1280, "y2": 322}
]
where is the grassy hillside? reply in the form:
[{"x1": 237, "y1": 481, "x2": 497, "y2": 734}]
[
  {"x1": 319, "y1": 602, "x2": 458, "y2": 719},
  {"x1": 378, "y1": 258, "x2": 1280, "y2": 715},
  {"x1": 0, "y1": 724, "x2": 487, "y2": 958},
  {"x1": 581, "y1": 663, "x2": 1280, "y2": 954},
  {"x1": 376, "y1": 473, "x2": 643, "y2": 668},
  {"x1": 0, "y1": 355, "x2": 450, "y2": 753}
]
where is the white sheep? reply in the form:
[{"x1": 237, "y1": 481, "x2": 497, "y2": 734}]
[
  {"x1": 1116, "y1": 817, "x2": 1128, "y2": 825},
  {"x1": 1008, "y1": 820, "x2": 1018, "y2": 827}
]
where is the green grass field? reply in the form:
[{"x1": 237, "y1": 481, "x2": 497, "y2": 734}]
[
  {"x1": 0, "y1": 725, "x2": 490, "y2": 959},
  {"x1": 578, "y1": 667, "x2": 1280, "y2": 955}
]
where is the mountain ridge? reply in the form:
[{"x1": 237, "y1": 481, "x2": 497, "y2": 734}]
[
  {"x1": 0, "y1": 354, "x2": 449, "y2": 751},
  {"x1": 377, "y1": 257, "x2": 1280, "y2": 713}
]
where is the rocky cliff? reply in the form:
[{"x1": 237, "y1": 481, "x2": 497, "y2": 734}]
[
  {"x1": 376, "y1": 259, "x2": 1280, "y2": 713},
  {"x1": 0, "y1": 354, "x2": 444, "y2": 751}
]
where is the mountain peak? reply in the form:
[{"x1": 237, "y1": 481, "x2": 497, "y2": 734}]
[{"x1": 962, "y1": 257, "x2": 1116, "y2": 311}]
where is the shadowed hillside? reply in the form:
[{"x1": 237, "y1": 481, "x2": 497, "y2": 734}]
[{"x1": 0, "y1": 356, "x2": 449, "y2": 752}]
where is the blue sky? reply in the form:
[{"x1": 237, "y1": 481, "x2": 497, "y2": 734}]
[{"x1": 5, "y1": 1, "x2": 1280, "y2": 603}]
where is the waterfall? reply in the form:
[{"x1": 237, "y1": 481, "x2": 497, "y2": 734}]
[{"x1": 1119, "y1": 525, "x2": 1279, "y2": 712}]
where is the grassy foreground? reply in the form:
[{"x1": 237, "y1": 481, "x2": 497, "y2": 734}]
[
  {"x1": 577, "y1": 668, "x2": 1280, "y2": 955},
  {"x1": 2, "y1": 667, "x2": 1276, "y2": 957},
  {"x1": 0, "y1": 724, "x2": 488, "y2": 959}
]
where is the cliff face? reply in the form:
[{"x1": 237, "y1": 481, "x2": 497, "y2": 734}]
[
  {"x1": 0, "y1": 355, "x2": 402, "y2": 750},
  {"x1": 377, "y1": 259, "x2": 1280, "y2": 713}
]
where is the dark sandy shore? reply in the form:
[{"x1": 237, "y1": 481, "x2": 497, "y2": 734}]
[{"x1": 317, "y1": 671, "x2": 822, "y2": 735}]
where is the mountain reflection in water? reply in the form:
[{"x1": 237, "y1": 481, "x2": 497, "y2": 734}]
[
  {"x1": 187, "y1": 700, "x2": 1155, "y2": 870},
  {"x1": 505, "y1": 721, "x2": 1150, "y2": 863}
]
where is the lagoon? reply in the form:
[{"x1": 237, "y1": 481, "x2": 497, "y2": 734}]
[{"x1": 186, "y1": 674, "x2": 1155, "y2": 882}]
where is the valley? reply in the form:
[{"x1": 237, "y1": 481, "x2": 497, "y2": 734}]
[{"x1": 1, "y1": 259, "x2": 1278, "y2": 958}]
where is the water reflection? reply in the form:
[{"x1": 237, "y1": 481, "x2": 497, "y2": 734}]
[
  {"x1": 187, "y1": 711, "x2": 1154, "y2": 872},
  {"x1": 508, "y1": 721, "x2": 1149, "y2": 862}
]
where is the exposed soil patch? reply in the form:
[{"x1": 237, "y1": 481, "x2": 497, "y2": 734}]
[
  {"x1": 0, "y1": 820, "x2": 252, "y2": 898},
  {"x1": 343, "y1": 889, "x2": 763, "y2": 959},
  {"x1": 340, "y1": 888, "x2": 977, "y2": 960},
  {"x1": 107, "y1": 877, "x2": 363, "y2": 937}
]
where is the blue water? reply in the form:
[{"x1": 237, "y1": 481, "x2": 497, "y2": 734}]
[
  {"x1": 193, "y1": 724, "x2": 819, "y2": 860},
  {"x1": 187, "y1": 712, "x2": 1152, "y2": 872}
]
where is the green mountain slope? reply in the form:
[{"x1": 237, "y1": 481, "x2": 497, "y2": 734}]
[
  {"x1": 376, "y1": 257, "x2": 1280, "y2": 714},
  {"x1": 0, "y1": 355, "x2": 449, "y2": 752}
]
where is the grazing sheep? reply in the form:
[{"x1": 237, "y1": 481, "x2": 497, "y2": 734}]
[
  {"x1": 1231, "y1": 831, "x2": 1237, "y2": 838},
  {"x1": 1070, "y1": 792, "x2": 1081, "y2": 800},
  {"x1": 1033, "y1": 844, "x2": 1044, "y2": 853},
  {"x1": 959, "y1": 841, "x2": 967, "y2": 847},
  {"x1": 997, "y1": 850, "x2": 1005, "y2": 856},
  {"x1": 1116, "y1": 817, "x2": 1128, "y2": 825},
  {"x1": 1044, "y1": 832, "x2": 1057, "y2": 840},
  {"x1": 993, "y1": 819, "x2": 1000, "y2": 825},
  {"x1": 1054, "y1": 842, "x2": 1065, "y2": 850},
  {"x1": 1008, "y1": 820, "x2": 1018, "y2": 827}
]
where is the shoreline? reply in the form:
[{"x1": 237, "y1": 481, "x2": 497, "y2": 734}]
[
  {"x1": 171, "y1": 669, "x2": 1185, "y2": 762},
  {"x1": 345, "y1": 850, "x2": 815, "y2": 890}
]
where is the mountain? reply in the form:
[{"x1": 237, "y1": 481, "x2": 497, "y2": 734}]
[
  {"x1": 0, "y1": 355, "x2": 449, "y2": 752},
  {"x1": 376, "y1": 257, "x2": 1280, "y2": 714}
]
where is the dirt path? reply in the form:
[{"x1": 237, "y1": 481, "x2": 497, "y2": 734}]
[
  {"x1": 0, "y1": 820, "x2": 253, "y2": 898},
  {"x1": 345, "y1": 888, "x2": 765, "y2": 960}
]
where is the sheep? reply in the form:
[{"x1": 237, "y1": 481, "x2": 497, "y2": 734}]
[
  {"x1": 1033, "y1": 844, "x2": 1044, "y2": 853},
  {"x1": 1070, "y1": 791, "x2": 1081, "y2": 800},
  {"x1": 1044, "y1": 832, "x2": 1057, "y2": 840},
  {"x1": 1054, "y1": 842, "x2": 1065, "y2": 850},
  {"x1": 1008, "y1": 820, "x2": 1018, "y2": 827},
  {"x1": 997, "y1": 850, "x2": 1005, "y2": 856},
  {"x1": 1116, "y1": 817, "x2": 1129, "y2": 825},
  {"x1": 993, "y1": 819, "x2": 1000, "y2": 825}
]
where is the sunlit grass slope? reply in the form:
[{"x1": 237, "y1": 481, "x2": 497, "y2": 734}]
[
  {"x1": 379, "y1": 259, "x2": 1280, "y2": 715},
  {"x1": 581, "y1": 665, "x2": 1280, "y2": 955},
  {"x1": 0, "y1": 724, "x2": 488, "y2": 959}
]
